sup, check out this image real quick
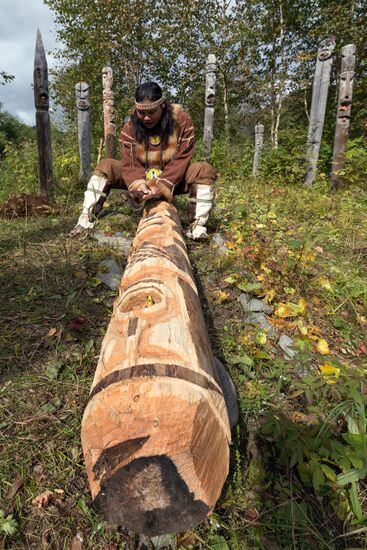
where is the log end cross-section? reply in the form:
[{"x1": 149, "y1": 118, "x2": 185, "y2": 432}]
[{"x1": 81, "y1": 201, "x2": 231, "y2": 535}]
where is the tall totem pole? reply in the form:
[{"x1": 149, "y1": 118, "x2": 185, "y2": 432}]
[
  {"x1": 75, "y1": 82, "x2": 92, "y2": 183},
  {"x1": 102, "y1": 66, "x2": 116, "y2": 159},
  {"x1": 203, "y1": 54, "x2": 217, "y2": 158},
  {"x1": 304, "y1": 38, "x2": 336, "y2": 187},
  {"x1": 34, "y1": 29, "x2": 53, "y2": 199},
  {"x1": 253, "y1": 123, "x2": 264, "y2": 178},
  {"x1": 330, "y1": 44, "x2": 356, "y2": 189}
]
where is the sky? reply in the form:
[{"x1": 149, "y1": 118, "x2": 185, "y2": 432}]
[{"x1": 0, "y1": 0, "x2": 59, "y2": 125}]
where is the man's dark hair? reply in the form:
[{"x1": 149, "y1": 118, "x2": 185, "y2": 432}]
[{"x1": 131, "y1": 82, "x2": 174, "y2": 148}]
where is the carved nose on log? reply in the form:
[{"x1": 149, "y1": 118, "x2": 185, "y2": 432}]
[{"x1": 81, "y1": 201, "x2": 231, "y2": 536}]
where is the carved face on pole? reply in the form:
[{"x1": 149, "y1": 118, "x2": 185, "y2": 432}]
[
  {"x1": 75, "y1": 82, "x2": 90, "y2": 110},
  {"x1": 34, "y1": 66, "x2": 49, "y2": 109},
  {"x1": 102, "y1": 66, "x2": 113, "y2": 89},
  {"x1": 318, "y1": 37, "x2": 336, "y2": 61}
]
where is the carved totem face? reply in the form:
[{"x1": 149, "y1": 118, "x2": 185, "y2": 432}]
[
  {"x1": 34, "y1": 66, "x2": 49, "y2": 109},
  {"x1": 75, "y1": 81, "x2": 90, "y2": 110},
  {"x1": 102, "y1": 67, "x2": 113, "y2": 89},
  {"x1": 318, "y1": 38, "x2": 336, "y2": 61}
]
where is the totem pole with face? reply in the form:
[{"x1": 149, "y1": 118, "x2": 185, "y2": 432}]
[
  {"x1": 102, "y1": 66, "x2": 116, "y2": 158},
  {"x1": 330, "y1": 44, "x2": 356, "y2": 189},
  {"x1": 34, "y1": 29, "x2": 53, "y2": 199},
  {"x1": 304, "y1": 37, "x2": 336, "y2": 187},
  {"x1": 253, "y1": 123, "x2": 264, "y2": 178},
  {"x1": 75, "y1": 81, "x2": 92, "y2": 183},
  {"x1": 203, "y1": 54, "x2": 217, "y2": 158}
]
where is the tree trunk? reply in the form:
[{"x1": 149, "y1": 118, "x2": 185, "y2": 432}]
[{"x1": 81, "y1": 201, "x2": 231, "y2": 536}]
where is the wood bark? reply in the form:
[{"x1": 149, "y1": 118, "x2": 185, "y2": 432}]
[
  {"x1": 330, "y1": 44, "x2": 356, "y2": 189},
  {"x1": 34, "y1": 29, "x2": 53, "y2": 199},
  {"x1": 253, "y1": 123, "x2": 264, "y2": 178},
  {"x1": 304, "y1": 37, "x2": 335, "y2": 187},
  {"x1": 102, "y1": 66, "x2": 116, "y2": 159},
  {"x1": 81, "y1": 201, "x2": 231, "y2": 536},
  {"x1": 75, "y1": 82, "x2": 92, "y2": 184},
  {"x1": 203, "y1": 54, "x2": 217, "y2": 158}
]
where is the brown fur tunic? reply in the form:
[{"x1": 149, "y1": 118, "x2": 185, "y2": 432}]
[{"x1": 119, "y1": 104, "x2": 195, "y2": 199}]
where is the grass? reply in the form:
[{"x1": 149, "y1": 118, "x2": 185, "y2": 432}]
[{"x1": 0, "y1": 172, "x2": 366, "y2": 549}]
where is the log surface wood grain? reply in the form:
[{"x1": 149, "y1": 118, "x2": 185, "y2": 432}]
[{"x1": 81, "y1": 201, "x2": 231, "y2": 536}]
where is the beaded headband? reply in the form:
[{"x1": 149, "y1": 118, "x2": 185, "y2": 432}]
[{"x1": 135, "y1": 96, "x2": 165, "y2": 110}]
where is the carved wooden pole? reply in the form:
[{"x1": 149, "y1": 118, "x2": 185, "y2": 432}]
[
  {"x1": 81, "y1": 201, "x2": 231, "y2": 536},
  {"x1": 203, "y1": 54, "x2": 217, "y2": 158},
  {"x1": 304, "y1": 38, "x2": 335, "y2": 187},
  {"x1": 330, "y1": 44, "x2": 356, "y2": 189},
  {"x1": 102, "y1": 66, "x2": 116, "y2": 158},
  {"x1": 34, "y1": 29, "x2": 53, "y2": 199},
  {"x1": 75, "y1": 82, "x2": 92, "y2": 183},
  {"x1": 253, "y1": 123, "x2": 264, "y2": 178}
]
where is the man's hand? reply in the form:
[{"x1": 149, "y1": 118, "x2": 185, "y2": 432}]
[{"x1": 145, "y1": 179, "x2": 163, "y2": 201}]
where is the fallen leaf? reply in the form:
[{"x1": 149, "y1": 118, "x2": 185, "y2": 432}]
[
  {"x1": 32, "y1": 490, "x2": 52, "y2": 508},
  {"x1": 47, "y1": 327, "x2": 57, "y2": 337},
  {"x1": 316, "y1": 339, "x2": 330, "y2": 355},
  {"x1": 226, "y1": 241, "x2": 235, "y2": 250},
  {"x1": 69, "y1": 533, "x2": 83, "y2": 550},
  {"x1": 213, "y1": 290, "x2": 229, "y2": 302},
  {"x1": 177, "y1": 531, "x2": 198, "y2": 547},
  {"x1": 319, "y1": 363, "x2": 340, "y2": 384},
  {"x1": 73, "y1": 271, "x2": 88, "y2": 280},
  {"x1": 6, "y1": 474, "x2": 24, "y2": 500}
]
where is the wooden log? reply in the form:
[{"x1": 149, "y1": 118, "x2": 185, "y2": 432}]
[
  {"x1": 75, "y1": 81, "x2": 92, "y2": 183},
  {"x1": 81, "y1": 200, "x2": 231, "y2": 536},
  {"x1": 330, "y1": 44, "x2": 356, "y2": 189},
  {"x1": 253, "y1": 123, "x2": 264, "y2": 178},
  {"x1": 34, "y1": 29, "x2": 53, "y2": 199},
  {"x1": 304, "y1": 37, "x2": 335, "y2": 187},
  {"x1": 203, "y1": 54, "x2": 217, "y2": 158},
  {"x1": 102, "y1": 66, "x2": 116, "y2": 158}
]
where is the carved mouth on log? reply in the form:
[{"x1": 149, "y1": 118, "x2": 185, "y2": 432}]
[{"x1": 94, "y1": 455, "x2": 209, "y2": 536}]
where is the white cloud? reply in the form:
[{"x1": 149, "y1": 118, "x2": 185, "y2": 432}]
[{"x1": 0, "y1": 0, "x2": 59, "y2": 125}]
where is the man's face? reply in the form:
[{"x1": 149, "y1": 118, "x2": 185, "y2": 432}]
[{"x1": 136, "y1": 103, "x2": 163, "y2": 129}]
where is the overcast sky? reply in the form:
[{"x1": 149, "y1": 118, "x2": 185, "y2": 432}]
[{"x1": 0, "y1": 0, "x2": 59, "y2": 125}]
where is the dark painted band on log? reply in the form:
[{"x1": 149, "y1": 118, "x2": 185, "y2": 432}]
[
  {"x1": 94, "y1": 455, "x2": 209, "y2": 536},
  {"x1": 88, "y1": 363, "x2": 222, "y2": 403}
]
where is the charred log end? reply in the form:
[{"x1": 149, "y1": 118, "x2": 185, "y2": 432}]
[{"x1": 93, "y1": 455, "x2": 209, "y2": 536}]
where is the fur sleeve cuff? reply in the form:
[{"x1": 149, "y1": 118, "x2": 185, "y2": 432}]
[
  {"x1": 156, "y1": 178, "x2": 174, "y2": 203},
  {"x1": 128, "y1": 179, "x2": 146, "y2": 193}
]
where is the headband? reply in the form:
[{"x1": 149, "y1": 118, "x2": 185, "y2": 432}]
[{"x1": 135, "y1": 96, "x2": 165, "y2": 110}]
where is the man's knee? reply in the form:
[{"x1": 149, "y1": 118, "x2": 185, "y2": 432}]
[
  {"x1": 93, "y1": 159, "x2": 125, "y2": 188},
  {"x1": 185, "y1": 161, "x2": 217, "y2": 186}
]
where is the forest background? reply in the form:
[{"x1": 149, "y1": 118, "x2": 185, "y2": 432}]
[{"x1": 0, "y1": 0, "x2": 367, "y2": 549}]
